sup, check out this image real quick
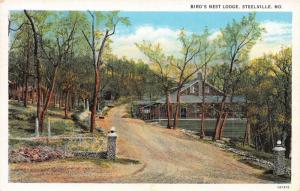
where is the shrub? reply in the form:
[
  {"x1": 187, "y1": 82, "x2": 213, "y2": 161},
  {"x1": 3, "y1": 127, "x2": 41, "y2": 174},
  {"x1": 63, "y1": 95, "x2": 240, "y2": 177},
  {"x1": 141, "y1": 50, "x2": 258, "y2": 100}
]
[{"x1": 71, "y1": 113, "x2": 80, "y2": 122}]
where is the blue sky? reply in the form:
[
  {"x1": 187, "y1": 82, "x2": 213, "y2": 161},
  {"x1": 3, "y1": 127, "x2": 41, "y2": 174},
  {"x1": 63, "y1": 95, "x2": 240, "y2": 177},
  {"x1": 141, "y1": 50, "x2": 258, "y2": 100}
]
[
  {"x1": 111, "y1": 12, "x2": 292, "y2": 60},
  {"x1": 117, "y1": 12, "x2": 292, "y2": 34}
]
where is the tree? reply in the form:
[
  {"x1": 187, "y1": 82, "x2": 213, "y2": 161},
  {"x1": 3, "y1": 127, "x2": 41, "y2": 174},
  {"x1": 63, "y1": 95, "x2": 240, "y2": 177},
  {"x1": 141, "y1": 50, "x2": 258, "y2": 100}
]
[
  {"x1": 198, "y1": 27, "x2": 217, "y2": 139},
  {"x1": 271, "y1": 47, "x2": 291, "y2": 157},
  {"x1": 232, "y1": 47, "x2": 291, "y2": 156},
  {"x1": 8, "y1": 20, "x2": 34, "y2": 107},
  {"x1": 38, "y1": 12, "x2": 77, "y2": 131},
  {"x1": 24, "y1": 10, "x2": 43, "y2": 132},
  {"x1": 82, "y1": 11, "x2": 130, "y2": 133},
  {"x1": 212, "y1": 13, "x2": 264, "y2": 141},
  {"x1": 136, "y1": 41, "x2": 174, "y2": 128},
  {"x1": 171, "y1": 29, "x2": 203, "y2": 129}
]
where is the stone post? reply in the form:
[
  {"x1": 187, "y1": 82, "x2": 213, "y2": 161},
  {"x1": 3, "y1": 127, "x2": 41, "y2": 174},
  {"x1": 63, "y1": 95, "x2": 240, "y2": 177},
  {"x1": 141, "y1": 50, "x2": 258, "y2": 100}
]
[
  {"x1": 273, "y1": 140, "x2": 286, "y2": 176},
  {"x1": 35, "y1": 118, "x2": 39, "y2": 137},
  {"x1": 107, "y1": 127, "x2": 117, "y2": 160}
]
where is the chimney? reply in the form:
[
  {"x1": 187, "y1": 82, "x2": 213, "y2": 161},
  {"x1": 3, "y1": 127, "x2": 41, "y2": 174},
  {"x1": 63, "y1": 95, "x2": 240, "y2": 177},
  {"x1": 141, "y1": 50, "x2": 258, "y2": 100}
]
[{"x1": 198, "y1": 72, "x2": 203, "y2": 96}]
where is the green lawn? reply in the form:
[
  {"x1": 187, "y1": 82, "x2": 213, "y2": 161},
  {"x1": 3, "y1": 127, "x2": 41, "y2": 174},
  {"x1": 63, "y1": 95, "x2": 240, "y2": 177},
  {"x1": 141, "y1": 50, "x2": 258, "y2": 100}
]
[{"x1": 8, "y1": 101, "x2": 106, "y2": 152}]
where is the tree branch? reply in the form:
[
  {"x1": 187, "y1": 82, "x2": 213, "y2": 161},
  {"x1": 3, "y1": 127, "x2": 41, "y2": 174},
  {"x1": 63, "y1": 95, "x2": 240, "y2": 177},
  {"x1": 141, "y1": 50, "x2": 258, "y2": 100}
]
[{"x1": 82, "y1": 30, "x2": 93, "y2": 50}]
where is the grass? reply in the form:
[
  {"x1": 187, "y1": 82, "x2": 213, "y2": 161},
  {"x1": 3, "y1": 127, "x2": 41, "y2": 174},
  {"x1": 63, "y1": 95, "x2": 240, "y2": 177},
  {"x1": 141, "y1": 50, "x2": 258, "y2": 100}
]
[
  {"x1": 226, "y1": 139, "x2": 291, "y2": 167},
  {"x1": 65, "y1": 157, "x2": 140, "y2": 167},
  {"x1": 9, "y1": 101, "x2": 83, "y2": 137},
  {"x1": 9, "y1": 156, "x2": 142, "y2": 183},
  {"x1": 8, "y1": 101, "x2": 106, "y2": 152}
]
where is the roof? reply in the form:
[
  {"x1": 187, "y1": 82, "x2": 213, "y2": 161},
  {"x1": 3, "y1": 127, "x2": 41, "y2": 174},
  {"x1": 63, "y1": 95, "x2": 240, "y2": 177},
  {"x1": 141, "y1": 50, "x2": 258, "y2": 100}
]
[
  {"x1": 173, "y1": 79, "x2": 224, "y2": 95},
  {"x1": 132, "y1": 100, "x2": 154, "y2": 106},
  {"x1": 137, "y1": 75, "x2": 245, "y2": 108},
  {"x1": 155, "y1": 95, "x2": 245, "y2": 104}
]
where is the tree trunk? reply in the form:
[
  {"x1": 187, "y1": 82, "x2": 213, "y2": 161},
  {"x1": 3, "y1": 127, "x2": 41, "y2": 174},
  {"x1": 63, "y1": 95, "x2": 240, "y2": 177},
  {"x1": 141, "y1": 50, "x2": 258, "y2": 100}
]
[
  {"x1": 71, "y1": 95, "x2": 75, "y2": 110},
  {"x1": 59, "y1": 93, "x2": 62, "y2": 109},
  {"x1": 243, "y1": 115, "x2": 252, "y2": 146},
  {"x1": 200, "y1": 105, "x2": 205, "y2": 139},
  {"x1": 213, "y1": 97, "x2": 226, "y2": 141},
  {"x1": 267, "y1": 105, "x2": 274, "y2": 151},
  {"x1": 39, "y1": 66, "x2": 59, "y2": 132},
  {"x1": 54, "y1": 94, "x2": 56, "y2": 107},
  {"x1": 24, "y1": 10, "x2": 42, "y2": 133},
  {"x1": 22, "y1": 75, "x2": 25, "y2": 101},
  {"x1": 218, "y1": 112, "x2": 228, "y2": 140},
  {"x1": 90, "y1": 68, "x2": 100, "y2": 133},
  {"x1": 70, "y1": 95, "x2": 73, "y2": 110},
  {"x1": 173, "y1": 88, "x2": 181, "y2": 129},
  {"x1": 23, "y1": 29, "x2": 30, "y2": 108},
  {"x1": 64, "y1": 91, "x2": 69, "y2": 119},
  {"x1": 24, "y1": 75, "x2": 28, "y2": 107},
  {"x1": 284, "y1": 128, "x2": 291, "y2": 158},
  {"x1": 200, "y1": 78, "x2": 206, "y2": 139},
  {"x1": 165, "y1": 90, "x2": 171, "y2": 129}
]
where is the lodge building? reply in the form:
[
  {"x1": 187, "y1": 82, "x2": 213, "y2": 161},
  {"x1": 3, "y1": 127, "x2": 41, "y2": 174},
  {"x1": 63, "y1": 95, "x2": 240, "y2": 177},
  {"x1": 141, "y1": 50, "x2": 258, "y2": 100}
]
[
  {"x1": 9, "y1": 80, "x2": 57, "y2": 107},
  {"x1": 134, "y1": 73, "x2": 246, "y2": 121}
]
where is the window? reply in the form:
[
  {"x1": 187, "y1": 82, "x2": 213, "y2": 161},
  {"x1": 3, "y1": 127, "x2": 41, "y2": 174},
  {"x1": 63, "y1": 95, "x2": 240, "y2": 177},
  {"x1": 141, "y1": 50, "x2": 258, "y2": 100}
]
[
  {"x1": 190, "y1": 86, "x2": 195, "y2": 94},
  {"x1": 180, "y1": 107, "x2": 187, "y2": 118},
  {"x1": 205, "y1": 86, "x2": 210, "y2": 94}
]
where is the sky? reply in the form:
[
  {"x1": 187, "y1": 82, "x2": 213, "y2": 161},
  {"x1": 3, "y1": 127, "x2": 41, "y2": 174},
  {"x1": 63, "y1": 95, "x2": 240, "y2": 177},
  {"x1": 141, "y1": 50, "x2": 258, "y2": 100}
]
[{"x1": 110, "y1": 12, "x2": 292, "y2": 61}]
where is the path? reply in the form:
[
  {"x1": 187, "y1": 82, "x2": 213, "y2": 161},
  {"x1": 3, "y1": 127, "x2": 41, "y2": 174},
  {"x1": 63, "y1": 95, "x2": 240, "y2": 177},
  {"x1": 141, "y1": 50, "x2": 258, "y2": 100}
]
[{"x1": 105, "y1": 105, "x2": 272, "y2": 183}]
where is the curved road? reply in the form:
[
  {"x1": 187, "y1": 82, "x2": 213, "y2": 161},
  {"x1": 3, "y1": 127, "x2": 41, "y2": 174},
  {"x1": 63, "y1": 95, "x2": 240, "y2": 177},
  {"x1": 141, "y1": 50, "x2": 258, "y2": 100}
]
[{"x1": 106, "y1": 105, "x2": 272, "y2": 183}]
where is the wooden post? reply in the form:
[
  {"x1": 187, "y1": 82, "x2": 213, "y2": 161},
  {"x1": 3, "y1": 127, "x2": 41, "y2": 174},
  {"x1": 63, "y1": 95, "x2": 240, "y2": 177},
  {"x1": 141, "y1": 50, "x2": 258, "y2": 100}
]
[
  {"x1": 35, "y1": 118, "x2": 39, "y2": 137},
  {"x1": 86, "y1": 99, "x2": 89, "y2": 111},
  {"x1": 158, "y1": 104, "x2": 161, "y2": 122},
  {"x1": 48, "y1": 118, "x2": 51, "y2": 137}
]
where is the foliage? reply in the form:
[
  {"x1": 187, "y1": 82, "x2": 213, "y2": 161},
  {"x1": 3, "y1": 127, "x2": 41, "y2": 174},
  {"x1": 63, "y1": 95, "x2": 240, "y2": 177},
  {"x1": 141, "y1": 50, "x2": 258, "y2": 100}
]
[{"x1": 8, "y1": 11, "x2": 291, "y2": 155}]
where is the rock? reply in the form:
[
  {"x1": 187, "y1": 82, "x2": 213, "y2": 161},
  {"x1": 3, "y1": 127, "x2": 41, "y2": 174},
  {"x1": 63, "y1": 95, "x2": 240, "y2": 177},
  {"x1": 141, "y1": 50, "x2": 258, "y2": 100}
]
[
  {"x1": 96, "y1": 127, "x2": 104, "y2": 133},
  {"x1": 9, "y1": 146, "x2": 71, "y2": 163},
  {"x1": 9, "y1": 152, "x2": 31, "y2": 163}
]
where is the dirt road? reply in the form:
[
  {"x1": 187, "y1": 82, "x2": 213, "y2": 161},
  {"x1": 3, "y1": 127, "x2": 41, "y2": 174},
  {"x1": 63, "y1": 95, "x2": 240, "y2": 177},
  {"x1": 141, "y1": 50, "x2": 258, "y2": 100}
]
[{"x1": 105, "y1": 105, "x2": 272, "y2": 183}]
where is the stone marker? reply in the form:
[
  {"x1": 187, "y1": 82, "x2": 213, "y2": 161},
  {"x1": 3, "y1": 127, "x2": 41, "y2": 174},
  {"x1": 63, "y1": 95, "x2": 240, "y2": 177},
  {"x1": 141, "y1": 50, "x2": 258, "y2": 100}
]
[
  {"x1": 35, "y1": 118, "x2": 39, "y2": 137},
  {"x1": 107, "y1": 127, "x2": 117, "y2": 160},
  {"x1": 273, "y1": 140, "x2": 286, "y2": 176}
]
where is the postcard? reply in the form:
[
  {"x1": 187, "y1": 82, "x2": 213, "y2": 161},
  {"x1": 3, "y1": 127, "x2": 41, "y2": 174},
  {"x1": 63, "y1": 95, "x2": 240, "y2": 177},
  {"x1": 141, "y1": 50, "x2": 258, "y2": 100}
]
[{"x1": 0, "y1": 0, "x2": 299, "y2": 191}]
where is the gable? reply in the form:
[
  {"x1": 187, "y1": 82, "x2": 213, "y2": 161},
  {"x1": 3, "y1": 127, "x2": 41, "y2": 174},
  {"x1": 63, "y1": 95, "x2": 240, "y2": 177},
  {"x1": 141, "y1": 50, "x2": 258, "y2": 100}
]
[{"x1": 180, "y1": 80, "x2": 223, "y2": 96}]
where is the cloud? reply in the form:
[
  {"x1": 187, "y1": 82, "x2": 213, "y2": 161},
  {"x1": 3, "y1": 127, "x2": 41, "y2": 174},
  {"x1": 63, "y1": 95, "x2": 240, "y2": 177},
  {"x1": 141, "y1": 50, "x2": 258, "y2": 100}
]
[
  {"x1": 261, "y1": 21, "x2": 292, "y2": 42},
  {"x1": 208, "y1": 21, "x2": 292, "y2": 59},
  {"x1": 111, "y1": 26, "x2": 181, "y2": 61},
  {"x1": 111, "y1": 21, "x2": 291, "y2": 61},
  {"x1": 250, "y1": 21, "x2": 292, "y2": 58},
  {"x1": 208, "y1": 30, "x2": 221, "y2": 41}
]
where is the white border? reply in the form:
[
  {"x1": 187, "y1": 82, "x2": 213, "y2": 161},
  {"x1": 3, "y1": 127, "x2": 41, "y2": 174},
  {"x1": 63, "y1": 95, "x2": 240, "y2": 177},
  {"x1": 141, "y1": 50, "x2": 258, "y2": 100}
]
[{"x1": 1, "y1": 0, "x2": 299, "y2": 191}]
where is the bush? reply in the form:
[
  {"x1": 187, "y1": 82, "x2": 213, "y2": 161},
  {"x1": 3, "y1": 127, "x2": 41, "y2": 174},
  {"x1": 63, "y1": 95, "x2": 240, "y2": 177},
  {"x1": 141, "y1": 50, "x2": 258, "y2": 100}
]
[
  {"x1": 9, "y1": 109, "x2": 36, "y2": 122},
  {"x1": 71, "y1": 113, "x2": 80, "y2": 122}
]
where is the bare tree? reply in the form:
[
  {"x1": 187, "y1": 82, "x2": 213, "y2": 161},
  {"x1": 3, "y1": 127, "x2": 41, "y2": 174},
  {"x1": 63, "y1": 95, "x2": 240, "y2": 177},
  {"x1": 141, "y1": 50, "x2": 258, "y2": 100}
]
[
  {"x1": 39, "y1": 16, "x2": 77, "y2": 131},
  {"x1": 82, "y1": 11, "x2": 129, "y2": 133},
  {"x1": 136, "y1": 41, "x2": 174, "y2": 128},
  {"x1": 212, "y1": 13, "x2": 264, "y2": 140},
  {"x1": 24, "y1": 10, "x2": 42, "y2": 131},
  {"x1": 171, "y1": 30, "x2": 203, "y2": 129}
]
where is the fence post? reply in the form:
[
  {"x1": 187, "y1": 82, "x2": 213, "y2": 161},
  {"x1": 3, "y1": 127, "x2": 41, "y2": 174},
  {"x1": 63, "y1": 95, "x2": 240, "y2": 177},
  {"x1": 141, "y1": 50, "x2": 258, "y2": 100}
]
[
  {"x1": 107, "y1": 127, "x2": 117, "y2": 160},
  {"x1": 35, "y1": 118, "x2": 39, "y2": 137},
  {"x1": 86, "y1": 99, "x2": 89, "y2": 111},
  {"x1": 48, "y1": 118, "x2": 51, "y2": 137},
  {"x1": 273, "y1": 140, "x2": 286, "y2": 176}
]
